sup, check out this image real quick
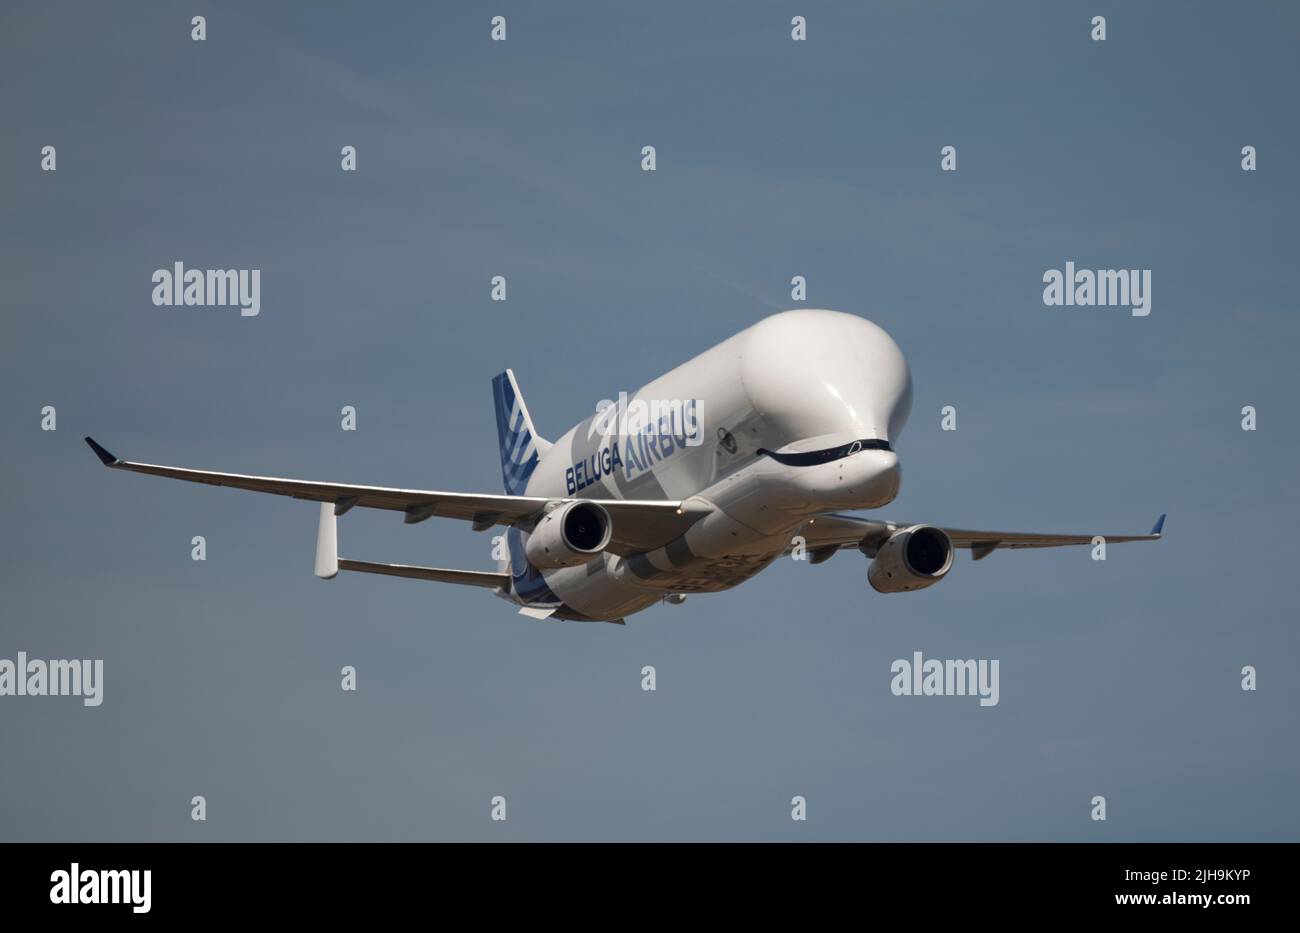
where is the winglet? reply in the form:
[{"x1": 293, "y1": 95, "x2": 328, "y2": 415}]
[
  {"x1": 1151, "y1": 513, "x2": 1166, "y2": 537},
  {"x1": 84, "y1": 436, "x2": 120, "y2": 466}
]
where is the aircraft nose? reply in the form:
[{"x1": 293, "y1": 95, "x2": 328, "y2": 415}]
[
  {"x1": 764, "y1": 439, "x2": 902, "y2": 509},
  {"x1": 852, "y1": 448, "x2": 900, "y2": 507}
]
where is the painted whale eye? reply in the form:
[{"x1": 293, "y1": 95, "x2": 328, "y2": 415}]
[{"x1": 757, "y1": 438, "x2": 891, "y2": 466}]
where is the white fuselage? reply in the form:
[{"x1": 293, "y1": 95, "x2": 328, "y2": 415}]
[{"x1": 505, "y1": 309, "x2": 913, "y2": 621}]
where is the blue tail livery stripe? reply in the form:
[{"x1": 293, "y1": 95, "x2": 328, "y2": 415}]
[{"x1": 491, "y1": 371, "x2": 541, "y2": 496}]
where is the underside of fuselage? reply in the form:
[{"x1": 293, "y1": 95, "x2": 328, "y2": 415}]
[{"x1": 513, "y1": 549, "x2": 787, "y2": 623}]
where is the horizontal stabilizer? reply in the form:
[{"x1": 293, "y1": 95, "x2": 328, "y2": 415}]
[
  {"x1": 517, "y1": 606, "x2": 557, "y2": 620},
  {"x1": 336, "y1": 559, "x2": 509, "y2": 589}
]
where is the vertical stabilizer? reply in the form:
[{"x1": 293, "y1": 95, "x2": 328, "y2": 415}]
[{"x1": 491, "y1": 370, "x2": 551, "y2": 496}]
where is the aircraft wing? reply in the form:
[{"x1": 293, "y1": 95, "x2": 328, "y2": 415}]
[
  {"x1": 83, "y1": 437, "x2": 708, "y2": 554},
  {"x1": 797, "y1": 512, "x2": 1165, "y2": 561}
]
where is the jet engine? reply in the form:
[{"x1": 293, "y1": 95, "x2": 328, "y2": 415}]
[
  {"x1": 868, "y1": 524, "x2": 953, "y2": 593},
  {"x1": 525, "y1": 501, "x2": 612, "y2": 569}
]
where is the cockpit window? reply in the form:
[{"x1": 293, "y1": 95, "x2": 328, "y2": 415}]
[{"x1": 757, "y1": 438, "x2": 891, "y2": 467}]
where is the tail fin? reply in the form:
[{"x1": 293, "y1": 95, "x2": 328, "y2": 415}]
[{"x1": 491, "y1": 370, "x2": 551, "y2": 495}]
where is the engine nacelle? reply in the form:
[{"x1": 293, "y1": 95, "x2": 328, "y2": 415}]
[
  {"x1": 525, "y1": 501, "x2": 612, "y2": 569},
  {"x1": 868, "y1": 524, "x2": 953, "y2": 593}
]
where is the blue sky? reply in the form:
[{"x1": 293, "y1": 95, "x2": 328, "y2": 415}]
[{"x1": 1, "y1": 0, "x2": 1297, "y2": 840}]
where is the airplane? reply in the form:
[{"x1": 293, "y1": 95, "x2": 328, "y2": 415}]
[{"x1": 84, "y1": 308, "x2": 1163, "y2": 624}]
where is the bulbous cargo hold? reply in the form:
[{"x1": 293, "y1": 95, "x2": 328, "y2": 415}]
[{"x1": 524, "y1": 308, "x2": 915, "y2": 510}]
